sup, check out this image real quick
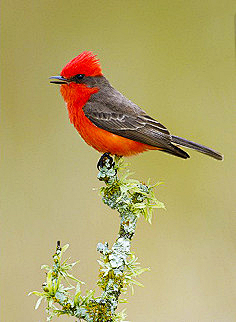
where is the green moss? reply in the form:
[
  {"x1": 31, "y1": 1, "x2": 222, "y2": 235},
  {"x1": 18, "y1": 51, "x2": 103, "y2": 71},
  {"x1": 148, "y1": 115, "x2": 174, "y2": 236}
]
[{"x1": 29, "y1": 156, "x2": 165, "y2": 321}]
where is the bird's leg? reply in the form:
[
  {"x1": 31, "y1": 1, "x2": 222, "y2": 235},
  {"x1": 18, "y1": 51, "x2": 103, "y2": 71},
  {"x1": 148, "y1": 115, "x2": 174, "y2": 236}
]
[{"x1": 97, "y1": 152, "x2": 114, "y2": 170}]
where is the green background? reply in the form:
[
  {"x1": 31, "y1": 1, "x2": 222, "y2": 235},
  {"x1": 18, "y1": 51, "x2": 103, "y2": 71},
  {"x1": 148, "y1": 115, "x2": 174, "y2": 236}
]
[{"x1": 1, "y1": 1, "x2": 236, "y2": 321}]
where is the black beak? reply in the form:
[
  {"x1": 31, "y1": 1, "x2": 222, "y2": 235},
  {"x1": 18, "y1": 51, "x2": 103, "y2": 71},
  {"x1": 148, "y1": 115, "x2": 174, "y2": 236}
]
[{"x1": 49, "y1": 76, "x2": 69, "y2": 84}]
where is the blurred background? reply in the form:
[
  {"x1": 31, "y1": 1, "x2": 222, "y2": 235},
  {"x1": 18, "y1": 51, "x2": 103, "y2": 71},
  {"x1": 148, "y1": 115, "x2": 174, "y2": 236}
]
[{"x1": 1, "y1": 1, "x2": 236, "y2": 321}]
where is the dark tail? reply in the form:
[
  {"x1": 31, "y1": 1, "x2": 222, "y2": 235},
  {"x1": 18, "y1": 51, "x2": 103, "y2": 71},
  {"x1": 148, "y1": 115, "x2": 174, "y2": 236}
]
[{"x1": 171, "y1": 135, "x2": 223, "y2": 161}]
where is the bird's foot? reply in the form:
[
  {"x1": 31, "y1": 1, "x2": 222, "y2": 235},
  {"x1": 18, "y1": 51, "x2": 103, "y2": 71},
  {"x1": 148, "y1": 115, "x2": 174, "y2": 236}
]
[{"x1": 97, "y1": 153, "x2": 114, "y2": 170}]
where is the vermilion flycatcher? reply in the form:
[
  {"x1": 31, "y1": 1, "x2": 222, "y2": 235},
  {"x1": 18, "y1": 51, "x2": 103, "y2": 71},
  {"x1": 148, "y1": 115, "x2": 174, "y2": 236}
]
[{"x1": 50, "y1": 51, "x2": 223, "y2": 161}]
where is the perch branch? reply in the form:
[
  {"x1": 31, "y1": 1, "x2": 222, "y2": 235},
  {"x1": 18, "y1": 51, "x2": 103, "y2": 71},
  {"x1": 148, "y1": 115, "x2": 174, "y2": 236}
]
[{"x1": 29, "y1": 156, "x2": 165, "y2": 321}]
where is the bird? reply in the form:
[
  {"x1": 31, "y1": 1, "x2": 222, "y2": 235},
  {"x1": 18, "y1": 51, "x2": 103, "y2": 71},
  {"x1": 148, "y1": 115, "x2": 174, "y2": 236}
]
[{"x1": 50, "y1": 51, "x2": 223, "y2": 165}]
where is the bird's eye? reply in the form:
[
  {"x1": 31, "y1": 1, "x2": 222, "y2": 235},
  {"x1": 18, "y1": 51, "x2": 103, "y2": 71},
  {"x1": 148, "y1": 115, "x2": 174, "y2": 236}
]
[{"x1": 71, "y1": 74, "x2": 85, "y2": 82}]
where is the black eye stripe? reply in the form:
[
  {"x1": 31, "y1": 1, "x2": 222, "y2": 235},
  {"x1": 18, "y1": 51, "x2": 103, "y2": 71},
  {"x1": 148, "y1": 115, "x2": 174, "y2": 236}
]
[{"x1": 71, "y1": 74, "x2": 85, "y2": 82}]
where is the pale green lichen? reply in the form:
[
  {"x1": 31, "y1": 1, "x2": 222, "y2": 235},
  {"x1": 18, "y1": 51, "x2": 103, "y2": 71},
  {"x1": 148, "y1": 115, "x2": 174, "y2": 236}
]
[{"x1": 29, "y1": 156, "x2": 165, "y2": 321}]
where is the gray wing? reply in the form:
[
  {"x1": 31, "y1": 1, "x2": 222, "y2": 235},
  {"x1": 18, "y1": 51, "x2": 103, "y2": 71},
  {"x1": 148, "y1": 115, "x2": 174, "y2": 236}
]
[
  {"x1": 82, "y1": 78, "x2": 189, "y2": 158},
  {"x1": 83, "y1": 96, "x2": 172, "y2": 149}
]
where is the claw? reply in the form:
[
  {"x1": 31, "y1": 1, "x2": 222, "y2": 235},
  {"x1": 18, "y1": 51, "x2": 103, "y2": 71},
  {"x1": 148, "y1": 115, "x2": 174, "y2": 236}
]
[{"x1": 97, "y1": 153, "x2": 114, "y2": 170}]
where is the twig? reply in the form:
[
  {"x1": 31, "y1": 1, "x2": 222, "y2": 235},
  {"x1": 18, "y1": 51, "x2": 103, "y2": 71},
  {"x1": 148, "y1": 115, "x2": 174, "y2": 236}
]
[{"x1": 29, "y1": 156, "x2": 165, "y2": 321}]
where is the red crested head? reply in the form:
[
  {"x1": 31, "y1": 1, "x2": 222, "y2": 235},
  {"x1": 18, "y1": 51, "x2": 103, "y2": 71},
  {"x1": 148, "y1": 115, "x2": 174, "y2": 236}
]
[{"x1": 60, "y1": 51, "x2": 103, "y2": 78}]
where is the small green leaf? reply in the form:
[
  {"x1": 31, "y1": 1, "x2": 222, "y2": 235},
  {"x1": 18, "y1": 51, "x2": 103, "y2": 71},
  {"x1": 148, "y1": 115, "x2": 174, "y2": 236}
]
[
  {"x1": 35, "y1": 296, "x2": 43, "y2": 310},
  {"x1": 28, "y1": 291, "x2": 43, "y2": 297},
  {"x1": 41, "y1": 264, "x2": 50, "y2": 270},
  {"x1": 74, "y1": 283, "x2": 81, "y2": 305},
  {"x1": 70, "y1": 260, "x2": 79, "y2": 268},
  {"x1": 61, "y1": 244, "x2": 69, "y2": 254},
  {"x1": 134, "y1": 203, "x2": 146, "y2": 209},
  {"x1": 46, "y1": 270, "x2": 53, "y2": 294},
  {"x1": 129, "y1": 279, "x2": 144, "y2": 287},
  {"x1": 119, "y1": 299, "x2": 129, "y2": 303},
  {"x1": 67, "y1": 273, "x2": 82, "y2": 283},
  {"x1": 55, "y1": 275, "x2": 62, "y2": 292}
]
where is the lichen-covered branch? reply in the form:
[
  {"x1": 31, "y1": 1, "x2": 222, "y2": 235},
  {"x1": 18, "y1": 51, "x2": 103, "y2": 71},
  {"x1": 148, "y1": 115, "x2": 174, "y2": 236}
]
[{"x1": 29, "y1": 156, "x2": 165, "y2": 321}]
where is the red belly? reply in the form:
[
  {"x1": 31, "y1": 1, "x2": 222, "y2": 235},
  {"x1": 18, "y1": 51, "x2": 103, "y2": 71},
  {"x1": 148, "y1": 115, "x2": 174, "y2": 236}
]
[{"x1": 74, "y1": 109, "x2": 158, "y2": 156}]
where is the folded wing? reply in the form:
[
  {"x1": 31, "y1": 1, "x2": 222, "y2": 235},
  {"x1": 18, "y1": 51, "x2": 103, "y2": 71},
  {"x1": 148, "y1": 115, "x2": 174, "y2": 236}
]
[{"x1": 83, "y1": 97, "x2": 189, "y2": 159}]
